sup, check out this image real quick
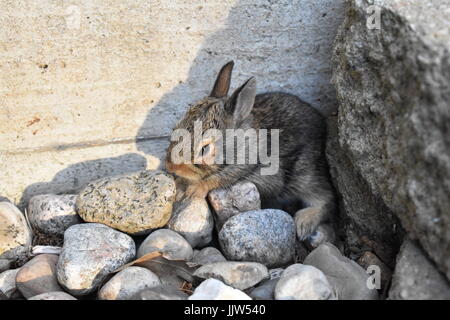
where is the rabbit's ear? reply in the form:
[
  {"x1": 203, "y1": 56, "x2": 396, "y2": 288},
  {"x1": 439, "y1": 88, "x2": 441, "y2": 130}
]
[
  {"x1": 210, "y1": 61, "x2": 234, "y2": 98},
  {"x1": 229, "y1": 77, "x2": 256, "y2": 124}
]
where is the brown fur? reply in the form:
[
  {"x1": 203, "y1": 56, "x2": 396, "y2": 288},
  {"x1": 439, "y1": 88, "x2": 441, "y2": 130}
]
[{"x1": 166, "y1": 61, "x2": 336, "y2": 239}]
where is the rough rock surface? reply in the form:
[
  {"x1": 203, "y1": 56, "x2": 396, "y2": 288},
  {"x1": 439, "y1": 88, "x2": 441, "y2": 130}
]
[
  {"x1": 389, "y1": 239, "x2": 450, "y2": 300},
  {"x1": 0, "y1": 268, "x2": 20, "y2": 299},
  {"x1": 331, "y1": 0, "x2": 450, "y2": 278},
  {"x1": 137, "y1": 229, "x2": 193, "y2": 261},
  {"x1": 193, "y1": 261, "x2": 269, "y2": 290},
  {"x1": 16, "y1": 254, "x2": 62, "y2": 299},
  {"x1": 0, "y1": 202, "x2": 32, "y2": 263},
  {"x1": 304, "y1": 243, "x2": 378, "y2": 300},
  {"x1": 189, "y1": 279, "x2": 252, "y2": 300},
  {"x1": 192, "y1": 247, "x2": 227, "y2": 265},
  {"x1": 57, "y1": 223, "x2": 136, "y2": 296},
  {"x1": 208, "y1": 182, "x2": 261, "y2": 231},
  {"x1": 76, "y1": 170, "x2": 176, "y2": 234},
  {"x1": 98, "y1": 266, "x2": 161, "y2": 300},
  {"x1": 219, "y1": 209, "x2": 296, "y2": 268},
  {"x1": 28, "y1": 194, "x2": 81, "y2": 236},
  {"x1": 275, "y1": 264, "x2": 336, "y2": 300},
  {"x1": 167, "y1": 198, "x2": 213, "y2": 248},
  {"x1": 28, "y1": 291, "x2": 77, "y2": 300}
]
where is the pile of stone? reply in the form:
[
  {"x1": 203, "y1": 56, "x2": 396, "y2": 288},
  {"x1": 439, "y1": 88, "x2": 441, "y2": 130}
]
[{"x1": 0, "y1": 169, "x2": 382, "y2": 300}]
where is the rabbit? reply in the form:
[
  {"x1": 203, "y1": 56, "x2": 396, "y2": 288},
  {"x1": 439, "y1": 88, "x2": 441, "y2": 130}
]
[{"x1": 165, "y1": 61, "x2": 336, "y2": 240}]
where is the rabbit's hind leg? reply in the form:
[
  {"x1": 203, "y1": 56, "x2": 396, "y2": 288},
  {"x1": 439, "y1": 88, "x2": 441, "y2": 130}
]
[{"x1": 289, "y1": 176, "x2": 336, "y2": 241}]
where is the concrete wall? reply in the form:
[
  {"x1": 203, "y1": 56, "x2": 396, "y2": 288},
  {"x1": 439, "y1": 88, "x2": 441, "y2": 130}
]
[{"x1": 0, "y1": 0, "x2": 346, "y2": 207}]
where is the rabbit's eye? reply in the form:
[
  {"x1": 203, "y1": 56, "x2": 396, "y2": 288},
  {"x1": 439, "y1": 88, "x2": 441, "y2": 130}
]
[{"x1": 201, "y1": 144, "x2": 211, "y2": 157}]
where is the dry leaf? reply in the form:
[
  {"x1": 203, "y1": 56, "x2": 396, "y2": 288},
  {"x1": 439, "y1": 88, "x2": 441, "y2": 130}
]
[{"x1": 113, "y1": 251, "x2": 201, "y2": 285}]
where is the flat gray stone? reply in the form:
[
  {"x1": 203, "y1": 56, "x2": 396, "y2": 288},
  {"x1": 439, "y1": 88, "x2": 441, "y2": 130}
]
[
  {"x1": 98, "y1": 266, "x2": 161, "y2": 300},
  {"x1": 219, "y1": 209, "x2": 296, "y2": 268},
  {"x1": 192, "y1": 247, "x2": 226, "y2": 265},
  {"x1": 193, "y1": 261, "x2": 269, "y2": 290},
  {"x1": 304, "y1": 243, "x2": 378, "y2": 300}
]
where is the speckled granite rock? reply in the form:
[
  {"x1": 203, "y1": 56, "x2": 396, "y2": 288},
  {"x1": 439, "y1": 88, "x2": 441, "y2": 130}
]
[
  {"x1": 0, "y1": 202, "x2": 32, "y2": 263},
  {"x1": 28, "y1": 194, "x2": 81, "y2": 236},
  {"x1": 56, "y1": 223, "x2": 136, "y2": 296},
  {"x1": 76, "y1": 170, "x2": 176, "y2": 234}
]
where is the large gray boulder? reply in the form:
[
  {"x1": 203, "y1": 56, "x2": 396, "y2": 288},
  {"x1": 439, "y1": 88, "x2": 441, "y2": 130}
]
[
  {"x1": 389, "y1": 239, "x2": 450, "y2": 300},
  {"x1": 331, "y1": 0, "x2": 450, "y2": 278}
]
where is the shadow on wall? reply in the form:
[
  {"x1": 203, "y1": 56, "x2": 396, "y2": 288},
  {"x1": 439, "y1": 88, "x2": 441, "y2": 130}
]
[
  {"x1": 136, "y1": 0, "x2": 341, "y2": 156},
  {"x1": 14, "y1": 0, "x2": 343, "y2": 208},
  {"x1": 18, "y1": 153, "x2": 147, "y2": 209}
]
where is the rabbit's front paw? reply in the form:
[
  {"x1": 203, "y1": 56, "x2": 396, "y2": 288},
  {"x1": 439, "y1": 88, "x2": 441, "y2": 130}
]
[
  {"x1": 295, "y1": 207, "x2": 321, "y2": 241},
  {"x1": 185, "y1": 183, "x2": 209, "y2": 199}
]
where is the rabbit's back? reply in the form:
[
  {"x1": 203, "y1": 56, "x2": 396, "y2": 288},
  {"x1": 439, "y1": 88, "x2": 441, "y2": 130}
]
[{"x1": 252, "y1": 92, "x2": 327, "y2": 153}]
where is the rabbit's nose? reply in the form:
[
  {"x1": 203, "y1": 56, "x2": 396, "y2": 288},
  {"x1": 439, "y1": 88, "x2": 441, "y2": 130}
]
[{"x1": 165, "y1": 159, "x2": 174, "y2": 173}]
